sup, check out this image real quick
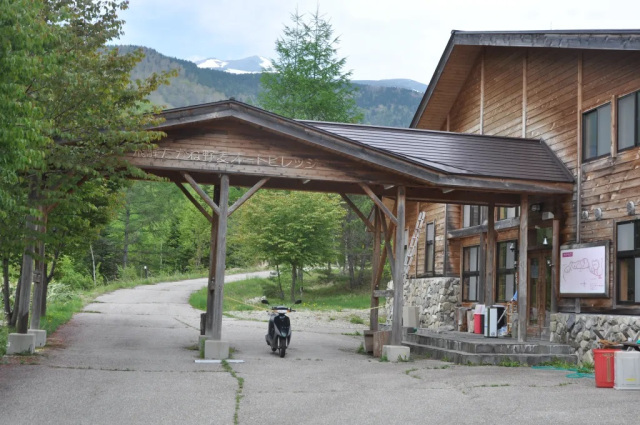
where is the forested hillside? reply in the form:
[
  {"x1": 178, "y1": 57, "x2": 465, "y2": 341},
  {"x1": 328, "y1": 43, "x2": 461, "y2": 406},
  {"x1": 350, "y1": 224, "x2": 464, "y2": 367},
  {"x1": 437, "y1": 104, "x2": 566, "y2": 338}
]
[{"x1": 119, "y1": 46, "x2": 423, "y2": 127}]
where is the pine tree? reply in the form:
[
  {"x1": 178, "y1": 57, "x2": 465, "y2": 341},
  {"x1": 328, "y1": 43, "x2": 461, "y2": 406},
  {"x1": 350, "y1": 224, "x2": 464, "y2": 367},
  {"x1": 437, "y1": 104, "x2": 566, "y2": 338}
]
[{"x1": 259, "y1": 9, "x2": 362, "y2": 123}]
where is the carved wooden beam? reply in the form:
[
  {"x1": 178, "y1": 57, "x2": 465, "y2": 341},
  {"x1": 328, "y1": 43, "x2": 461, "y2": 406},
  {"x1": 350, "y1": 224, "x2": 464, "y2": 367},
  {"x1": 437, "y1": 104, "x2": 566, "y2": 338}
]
[
  {"x1": 228, "y1": 177, "x2": 269, "y2": 217},
  {"x1": 182, "y1": 172, "x2": 220, "y2": 216},
  {"x1": 340, "y1": 193, "x2": 374, "y2": 232}
]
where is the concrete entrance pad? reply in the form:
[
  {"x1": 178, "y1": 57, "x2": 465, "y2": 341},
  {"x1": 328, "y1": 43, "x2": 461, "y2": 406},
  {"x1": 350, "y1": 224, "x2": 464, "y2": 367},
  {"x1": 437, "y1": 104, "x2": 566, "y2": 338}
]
[
  {"x1": 382, "y1": 345, "x2": 410, "y2": 362},
  {"x1": 204, "y1": 340, "x2": 230, "y2": 360},
  {"x1": 7, "y1": 333, "x2": 36, "y2": 355},
  {"x1": 28, "y1": 329, "x2": 47, "y2": 347}
]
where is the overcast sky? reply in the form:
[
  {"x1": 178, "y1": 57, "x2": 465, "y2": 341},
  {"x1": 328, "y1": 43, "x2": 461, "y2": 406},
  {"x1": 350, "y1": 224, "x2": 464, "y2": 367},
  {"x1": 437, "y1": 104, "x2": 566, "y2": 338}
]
[{"x1": 117, "y1": 0, "x2": 640, "y2": 83}]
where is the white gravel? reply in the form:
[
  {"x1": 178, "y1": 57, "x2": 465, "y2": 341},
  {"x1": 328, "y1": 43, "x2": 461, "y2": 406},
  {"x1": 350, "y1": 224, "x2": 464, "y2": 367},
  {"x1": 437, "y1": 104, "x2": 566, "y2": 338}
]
[{"x1": 227, "y1": 308, "x2": 379, "y2": 333}]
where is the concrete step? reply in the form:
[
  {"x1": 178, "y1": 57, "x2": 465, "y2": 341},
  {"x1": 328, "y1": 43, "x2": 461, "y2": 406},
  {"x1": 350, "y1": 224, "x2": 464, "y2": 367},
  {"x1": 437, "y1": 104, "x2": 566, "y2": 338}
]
[
  {"x1": 403, "y1": 341, "x2": 578, "y2": 366},
  {"x1": 405, "y1": 332, "x2": 574, "y2": 355},
  {"x1": 402, "y1": 331, "x2": 578, "y2": 366}
]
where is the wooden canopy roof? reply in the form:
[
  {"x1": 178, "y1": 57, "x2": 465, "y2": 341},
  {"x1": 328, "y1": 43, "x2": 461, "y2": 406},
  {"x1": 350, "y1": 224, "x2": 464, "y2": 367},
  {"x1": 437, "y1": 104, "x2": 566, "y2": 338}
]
[
  {"x1": 126, "y1": 100, "x2": 572, "y2": 206},
  {"x1": 411, "y1": 29, "x2": 640, "y2": 130}
]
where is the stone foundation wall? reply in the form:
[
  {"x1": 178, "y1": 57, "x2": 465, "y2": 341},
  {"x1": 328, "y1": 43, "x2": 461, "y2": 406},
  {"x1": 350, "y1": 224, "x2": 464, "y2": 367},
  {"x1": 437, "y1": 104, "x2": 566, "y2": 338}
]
[
  {"x1": 551, "y1": 313, "x2": 640, "y2": 364},
  {"x1": 386, "y1": 277, "x2": 460, "y2": 330}
]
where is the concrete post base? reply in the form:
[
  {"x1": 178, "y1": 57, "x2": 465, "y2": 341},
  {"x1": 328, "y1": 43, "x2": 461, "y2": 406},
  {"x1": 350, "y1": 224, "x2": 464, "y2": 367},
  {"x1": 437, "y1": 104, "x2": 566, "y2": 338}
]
[
  {"x1": 382, "y1": 345, "x2": 410, "y2": 362},
  {"x1": 28, "y1": 329, "x2": 47, "y2": 347},
  {"x1": 7, "y1": 333, "x2": 36, "y2": 355},
  {"x1": 204, "y1": 340, "x2": 230, "y2": 360}
]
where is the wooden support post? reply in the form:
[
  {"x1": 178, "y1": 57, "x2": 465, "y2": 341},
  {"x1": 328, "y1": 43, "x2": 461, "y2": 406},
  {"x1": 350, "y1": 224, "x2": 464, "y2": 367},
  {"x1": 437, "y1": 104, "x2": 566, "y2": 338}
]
[
  {"x1": 205, "y1": 186, "x2": 220, "y2": 337},
  {"x1": 370, "y1": 206, "x2": 381, "y2": 331},
  {"x1": 212, "y1": 174, "x2": 230, "y2": 340},
  {"x1": 182, "y1": 172, "x2": 220, "y2": 217},
  {"x1": 485, "y1": 203, "x2": 496, "y2": 306},
  {"x1": 391, "y1": 186, "x2": 406, "y2": 346},
  {"x1": 379, "y1": 207, "x2": 396, "y2": 277},
  {"x1": 551, "y1": 218, "x2": 560, "y2": 314},
  {"x1": 174, "y1": 180, "x2": 213, "y2": 223},
  {"x1": 340, "y1": 193, "x2": 375, "y2": 232},
  {"x1": 359, "y1": 183, "x2": 398, "y2": 226},
  {"x1": 228, "y1": 177, "x2": 269, "y2": 217},
  {"x1": 517, "y1": 195, "x2": 529, "y2": 342}
]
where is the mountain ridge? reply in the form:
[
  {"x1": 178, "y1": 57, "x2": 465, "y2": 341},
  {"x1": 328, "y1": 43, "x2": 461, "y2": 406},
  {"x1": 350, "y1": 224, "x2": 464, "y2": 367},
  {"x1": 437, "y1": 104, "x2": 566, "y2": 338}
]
[{"x1": 119, "y1": 45, "x2": 424, "y2": 127}]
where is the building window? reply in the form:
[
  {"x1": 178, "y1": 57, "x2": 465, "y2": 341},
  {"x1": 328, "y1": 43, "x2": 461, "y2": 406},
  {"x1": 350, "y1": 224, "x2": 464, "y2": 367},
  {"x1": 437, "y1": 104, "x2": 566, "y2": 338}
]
[
  {"x1": 463, "y1": 205, "x2": 485, "y2": 228},
  {"x1": 618, "y1": 92, "x2": 640, "y2": 151},
  {"x1": 497, "y1": 240, "x2": 517, "y2": 302},
  {"x1": 462, "y1": 246, "x2": 480, "y2": 302},
  {"x1": 617, "y1": 221, "x2": 640, "y2": 304},
  {"x1": 498, "y1": 207, "x2": 519, "y2": 221},
  {"x1": 424, "y1": 222, "x2": 435, "y2": 275},
  {"x1": 583, "y1": 103, "x2": 611, "y2": 160}
]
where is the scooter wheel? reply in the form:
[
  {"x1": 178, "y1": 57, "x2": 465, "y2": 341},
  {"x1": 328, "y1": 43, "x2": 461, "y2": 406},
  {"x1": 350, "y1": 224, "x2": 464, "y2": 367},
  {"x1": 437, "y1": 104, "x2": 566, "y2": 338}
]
[{"x1": 278, "y1": 336, "x2": 286, "y2": 358}]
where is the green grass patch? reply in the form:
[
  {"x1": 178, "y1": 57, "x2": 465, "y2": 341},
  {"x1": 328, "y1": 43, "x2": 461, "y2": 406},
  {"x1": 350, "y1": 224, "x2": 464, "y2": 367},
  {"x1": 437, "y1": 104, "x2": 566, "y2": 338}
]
[
  {"x1": 189, "y1": 273, "x2": 374, "y2": 313},
  {"x1": 190, "y1": 277, "x2": 266, "y2": 312},
  {"x1": 349, "y1": 315, "x2": 365, "y2": 325},
  {"x1": 537, "y1": 358, "x2": 594, "y2": 374}
]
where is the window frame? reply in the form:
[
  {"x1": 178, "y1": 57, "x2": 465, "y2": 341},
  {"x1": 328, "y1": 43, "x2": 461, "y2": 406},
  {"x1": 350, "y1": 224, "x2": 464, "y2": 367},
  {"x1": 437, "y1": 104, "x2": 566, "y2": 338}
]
[
  {"x1": 462, "y1": 245, "x2": 480, "y2": 302},
  {"x1": 463, "y1": 205, "x2": 486, "y2": 228},
  {"x1": 497, "y1": 206, "x2": 520, "y2": 221},
  {"x1": 582, "y1": 102, "x2": 612, "y2": 162},
  {"x1": 616, "y1": 220, "x2": 640, "y2": 305},
  {"x1": 424, "y1": 221, "x2": 435, "y2": 276},
  {"x1": 617, "y1": 91, "x2": 640, "y2": 153}
]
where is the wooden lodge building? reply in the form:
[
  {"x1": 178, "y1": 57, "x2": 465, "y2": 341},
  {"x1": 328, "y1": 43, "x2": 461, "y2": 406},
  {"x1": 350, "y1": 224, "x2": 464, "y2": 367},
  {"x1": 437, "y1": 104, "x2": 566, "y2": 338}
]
[
  {"x1": 114, "y1": 30, "x2": 640, "y2": 363},
  {"x1": 402, "y1": 30, "x2": 640, "y2": 359}
]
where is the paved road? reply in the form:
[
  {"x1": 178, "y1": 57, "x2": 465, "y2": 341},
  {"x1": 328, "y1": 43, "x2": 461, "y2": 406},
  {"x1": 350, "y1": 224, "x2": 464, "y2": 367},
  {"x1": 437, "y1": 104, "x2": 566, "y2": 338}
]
[{"x1": 1, "y1": 276, "x2": 637, "y2": 425}]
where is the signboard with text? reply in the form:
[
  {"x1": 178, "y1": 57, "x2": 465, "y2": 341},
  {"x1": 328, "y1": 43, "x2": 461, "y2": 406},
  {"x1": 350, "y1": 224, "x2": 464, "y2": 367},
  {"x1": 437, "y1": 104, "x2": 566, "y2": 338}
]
[{"x1": 559, "y1": 242, "x2": 609, "y2": 297}]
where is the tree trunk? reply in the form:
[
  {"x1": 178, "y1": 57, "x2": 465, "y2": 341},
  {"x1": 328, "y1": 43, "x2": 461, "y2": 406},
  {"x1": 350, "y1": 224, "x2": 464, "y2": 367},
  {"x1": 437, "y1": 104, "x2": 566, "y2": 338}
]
[
  {"x1": 2, "y1": 257, "x2": 11, "y2": 322},
  {"x1": 123, "y1": 205, "x2": 130, "y2": 269},
  {"x1": 357, "y1": 253, "x2": 366, "y2": 287},
  {"x1": 347, "y1": 254, "x2": 356, "y2": 290},
  {"x1": 276, "y1": 264, "x2": 284, "y2": 300},
  {"x1": 16, "y1": 214, "x2": 36, "y2": 333},
  {"x1": 31, "y1": 207, "x2": 47, "y2": 330},
  {"x1": 90, "y1": 243, "x2": 96, "y2": 286},
  {"x1": 290, "y1": 265, "x2": 297, "y2": 303},
  {"x1": 8, "y1": 260, "x2": 22, "y2": 327},
  {"x1": 41, "y1": 246, "x2": 60, "y2": 317}
]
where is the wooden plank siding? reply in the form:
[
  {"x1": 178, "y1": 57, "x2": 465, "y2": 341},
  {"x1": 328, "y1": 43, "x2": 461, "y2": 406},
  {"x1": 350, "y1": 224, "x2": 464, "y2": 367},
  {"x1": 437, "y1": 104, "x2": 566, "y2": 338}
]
[{"x1": 415, "y1": 45, "x2": 640, "y2": 313}]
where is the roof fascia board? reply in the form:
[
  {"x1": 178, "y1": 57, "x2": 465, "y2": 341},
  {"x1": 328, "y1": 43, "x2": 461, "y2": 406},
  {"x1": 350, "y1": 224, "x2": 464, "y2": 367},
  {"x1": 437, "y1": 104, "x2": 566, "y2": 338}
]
[
  {"x1": 453, "y1": 31, "x2": 640, "y2": 51},
  {"x1": 410, "y1": 32, "x2": 457, "y2": 128}
]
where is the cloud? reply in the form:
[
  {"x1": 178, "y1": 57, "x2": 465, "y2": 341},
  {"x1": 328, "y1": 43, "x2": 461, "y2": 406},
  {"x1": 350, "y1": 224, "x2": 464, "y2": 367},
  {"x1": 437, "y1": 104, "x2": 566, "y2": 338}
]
[{"x1": 118, "y1": 0, "x2": 640, "y2": 82}]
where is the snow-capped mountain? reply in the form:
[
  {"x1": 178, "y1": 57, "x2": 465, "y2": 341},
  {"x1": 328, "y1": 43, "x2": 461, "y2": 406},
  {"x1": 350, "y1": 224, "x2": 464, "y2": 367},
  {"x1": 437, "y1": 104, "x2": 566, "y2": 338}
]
[{"x1": 196, "y1": 55, "x2": 273, "y2": 74}]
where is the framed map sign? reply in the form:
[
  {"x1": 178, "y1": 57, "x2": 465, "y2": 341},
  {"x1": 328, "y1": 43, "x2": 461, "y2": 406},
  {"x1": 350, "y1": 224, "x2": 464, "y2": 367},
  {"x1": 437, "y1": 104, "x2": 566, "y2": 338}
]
[{"x1": 559, "y1": 242, "x2": 609, "y2": 297}]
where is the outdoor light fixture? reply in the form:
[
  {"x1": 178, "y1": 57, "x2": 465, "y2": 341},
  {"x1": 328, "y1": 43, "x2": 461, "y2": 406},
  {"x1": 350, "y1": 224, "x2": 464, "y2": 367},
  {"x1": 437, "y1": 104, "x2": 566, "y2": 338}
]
[
  {"x1": 627, "y1": 201, "x2": 636, "y2": 216},
  {"x1": 383, "y1": 184, "x2": 395, "y2": 190},
  {"x1": 301, "y1": 179, "x2": 311, "y2": 184},
  {"x1": 594, "y1": 208, "x2": 603, "y2": 221},
  {"x1": 543, "y1": 236, "x2": 549, "y2": 246},
  {"x1": 509, "y1": 242, "x2": 516, "y2": 252},
  {"x1": 442, "y1": 188, "x2": 454, "y2": 194},
  {"x1": 546, "y1": 258, "x2": 553, "y2": 267}
]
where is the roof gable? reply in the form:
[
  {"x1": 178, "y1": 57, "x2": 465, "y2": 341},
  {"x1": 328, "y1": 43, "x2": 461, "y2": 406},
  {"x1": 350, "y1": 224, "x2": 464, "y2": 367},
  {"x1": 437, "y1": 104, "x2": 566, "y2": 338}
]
[{"x1": 411, "y1": 29, "x2": 640, "y2": 129}]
